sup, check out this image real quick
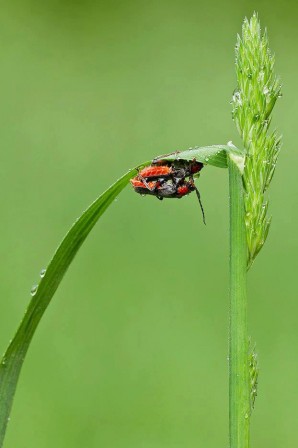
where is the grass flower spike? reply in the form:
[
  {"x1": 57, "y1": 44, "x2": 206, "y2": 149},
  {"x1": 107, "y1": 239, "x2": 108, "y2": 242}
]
[{"x1": 232, "y1": 13, "x2": 282, "y2": 268}]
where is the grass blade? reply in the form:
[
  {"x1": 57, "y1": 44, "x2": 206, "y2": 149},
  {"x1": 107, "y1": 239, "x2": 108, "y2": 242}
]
[
  {"x1": 0, "y1": 143, "x2": 243, "y2": 447},
  {"x1": 0, "y1": 168, "x2": 138, "y2": 447}
]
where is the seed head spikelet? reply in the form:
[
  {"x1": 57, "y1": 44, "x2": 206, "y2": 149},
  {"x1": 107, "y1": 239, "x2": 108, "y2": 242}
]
[
  {"x1": 231, "y1": 13, "x2": 282, "y2": 268},
  {"x1": 248, "y1": 340, "x2": 259, "y2": 413}
]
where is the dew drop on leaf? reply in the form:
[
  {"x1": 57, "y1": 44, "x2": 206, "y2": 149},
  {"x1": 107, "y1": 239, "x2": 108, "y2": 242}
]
[{"x1": 30, "y1": 285, "x2": 38, "y2": 296}]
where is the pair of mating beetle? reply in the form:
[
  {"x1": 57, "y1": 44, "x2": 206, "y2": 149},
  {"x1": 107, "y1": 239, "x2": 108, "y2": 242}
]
[{"x1": 130, "y1": 155, "x2": 206, "y2": 224}]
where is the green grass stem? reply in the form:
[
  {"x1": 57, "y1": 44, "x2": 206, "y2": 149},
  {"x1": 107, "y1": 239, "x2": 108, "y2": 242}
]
[{"x1": 228, "y1": 155, "x2": 250, "y2": 447}]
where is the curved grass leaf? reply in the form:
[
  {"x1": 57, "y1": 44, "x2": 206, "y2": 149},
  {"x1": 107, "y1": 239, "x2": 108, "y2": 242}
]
[{"x1": 0, "y1": 143, "x2": 244, "y2": 447}]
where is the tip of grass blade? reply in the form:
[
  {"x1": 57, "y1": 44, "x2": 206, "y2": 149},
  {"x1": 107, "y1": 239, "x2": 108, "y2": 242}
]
[{"x1": 154, "y1": 144, "x2": 245, "y2": 169}]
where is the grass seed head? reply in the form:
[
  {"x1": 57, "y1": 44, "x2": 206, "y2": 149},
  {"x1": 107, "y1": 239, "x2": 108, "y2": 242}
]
[{"x1": 231, "y1": 13, "x2": 282, "y2": 268}]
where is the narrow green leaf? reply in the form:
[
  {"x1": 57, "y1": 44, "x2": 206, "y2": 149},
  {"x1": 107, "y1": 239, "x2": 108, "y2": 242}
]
[
  {"x1": 0, "y1": 168, "x2": 138, "y2": 447},
  {"x1": 0, "y1": 143, "x2": 242, "y2": 447}
]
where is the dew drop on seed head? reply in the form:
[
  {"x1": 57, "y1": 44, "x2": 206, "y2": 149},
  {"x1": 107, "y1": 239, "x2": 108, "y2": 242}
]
[
  {"x1": 40, "y1": 268, "x2": 46, "y2": 278},
  {"x1": 30, "y1": 284, "x2": 38, "y2": 296},
  {"x1": 258, "y1": 71, "x2": 265, "y2": 82}
]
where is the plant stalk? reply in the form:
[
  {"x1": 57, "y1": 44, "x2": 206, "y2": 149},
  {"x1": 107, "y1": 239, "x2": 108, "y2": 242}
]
[{"x1": 228, "y1": 156, "x2": 250, "y2": 448}]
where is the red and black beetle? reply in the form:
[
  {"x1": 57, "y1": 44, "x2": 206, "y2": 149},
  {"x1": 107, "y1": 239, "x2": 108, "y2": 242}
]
[{"x1": 130, "y1": 156, "x2": 206, "y2": 224}]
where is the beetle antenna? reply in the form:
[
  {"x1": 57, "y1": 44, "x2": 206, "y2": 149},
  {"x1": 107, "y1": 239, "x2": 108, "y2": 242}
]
[{"x1": 194, "y1": 186, "x2": 206, "y2": 225}]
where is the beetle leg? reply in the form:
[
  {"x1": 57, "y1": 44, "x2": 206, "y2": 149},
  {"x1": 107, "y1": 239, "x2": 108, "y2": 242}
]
[
  {"x1": 137, "y1": 173, "x2": 156, "y2": 191},
  {"x1": 152, "y1": 150, "x2": 180, "y2": 164}
]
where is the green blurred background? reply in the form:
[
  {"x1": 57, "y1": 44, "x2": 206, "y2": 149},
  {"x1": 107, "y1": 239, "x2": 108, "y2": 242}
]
[{"x1": 0, "y1": 1, "x2": 296, "y2": 447}]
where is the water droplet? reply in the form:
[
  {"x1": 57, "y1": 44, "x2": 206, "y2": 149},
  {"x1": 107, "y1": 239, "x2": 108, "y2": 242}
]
[
  {"x1": 1, "y1": 358, "x2": 6, "y2": 366},
  {"x1": 258, "y1": 71, "x2": 265, "y2": 82},
  {"x1": 245, "y1": 413, "x2": 249, "y2": 419},
  {"x1": 30, "y1": 284, "x2": 38, "y2": 296},
  {"x1": 232, "y1": 90, "x2": 242, "y2": 105},
  {"x1": 263, "y1": 86, "x2": 270, "y2": 95},
  {"x1": 205, "y1": 157, "x2": 209, "y2": 162},
  {"x1": 114, "y1": 197, "x2": 118, "y2": 202},
  {"x1": 40, "y1": 268, "x2": 46, "y2": 278}
]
